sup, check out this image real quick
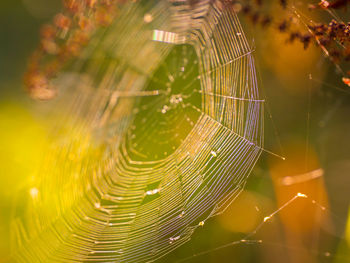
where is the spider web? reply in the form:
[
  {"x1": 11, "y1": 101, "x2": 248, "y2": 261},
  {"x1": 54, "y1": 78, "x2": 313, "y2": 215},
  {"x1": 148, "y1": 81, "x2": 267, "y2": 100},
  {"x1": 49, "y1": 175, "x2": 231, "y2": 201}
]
[{"x1": 11, "y1": 0, "x2": 264, "y2": 262}]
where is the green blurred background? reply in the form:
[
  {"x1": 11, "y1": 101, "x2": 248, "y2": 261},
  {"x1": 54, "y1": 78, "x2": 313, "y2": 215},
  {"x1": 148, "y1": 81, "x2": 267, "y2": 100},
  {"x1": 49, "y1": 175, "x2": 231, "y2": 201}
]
[{"x1": 0, "y1": 1, "x2": 349, "y2": 262}]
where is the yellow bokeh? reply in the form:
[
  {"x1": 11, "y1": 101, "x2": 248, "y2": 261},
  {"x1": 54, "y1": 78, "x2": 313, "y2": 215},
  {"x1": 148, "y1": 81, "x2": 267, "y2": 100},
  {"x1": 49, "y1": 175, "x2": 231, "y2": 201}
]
[
  {"x1": 0, "y1": 102, "x2": 47, "y2": 196},
  {"x1": 0, "y1": 101, "x2": 48, "y2": 261},
  {"x1": 218, "y1": 190, "x2": 273, "y2": 234},
  {"x1": 346, "y1": 207, "x2": 350, "y2": 247}
]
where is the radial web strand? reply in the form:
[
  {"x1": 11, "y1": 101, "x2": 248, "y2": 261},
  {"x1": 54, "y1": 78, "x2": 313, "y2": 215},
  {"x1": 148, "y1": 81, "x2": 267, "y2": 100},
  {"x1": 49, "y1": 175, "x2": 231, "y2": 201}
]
[{"x1": 12, "y1": 1, "x2": 263, "y2": 262}]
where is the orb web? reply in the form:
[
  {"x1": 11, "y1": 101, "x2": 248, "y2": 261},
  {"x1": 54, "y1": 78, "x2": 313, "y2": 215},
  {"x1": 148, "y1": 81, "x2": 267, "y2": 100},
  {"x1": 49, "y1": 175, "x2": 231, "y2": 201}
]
[
  {"x1": 12, "y1": 0, "x2": 264, "y2": 262},
  {"x1": 128, "y1": 44, "x2": 201, "y2": 161}
]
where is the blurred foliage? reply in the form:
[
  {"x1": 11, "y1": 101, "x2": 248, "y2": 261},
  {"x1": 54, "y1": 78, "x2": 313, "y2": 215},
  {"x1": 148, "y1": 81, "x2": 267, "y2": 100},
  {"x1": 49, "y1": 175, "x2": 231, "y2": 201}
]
[{"x1": 0, "y1": 0, "x2": 349, "y2": 263}]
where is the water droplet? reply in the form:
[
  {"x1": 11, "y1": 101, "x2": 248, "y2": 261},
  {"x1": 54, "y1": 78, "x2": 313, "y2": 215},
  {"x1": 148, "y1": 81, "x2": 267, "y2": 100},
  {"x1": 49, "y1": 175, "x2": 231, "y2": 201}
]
[
  {"x1": 29, "y1": 187, "x2": 39, "y2": 199},
  {"x1": 146, "y1": 189, "x2": 160, "y2": 195},
  {"x1": 144, "y1": 13, "x2": 153, "y2": 23}
]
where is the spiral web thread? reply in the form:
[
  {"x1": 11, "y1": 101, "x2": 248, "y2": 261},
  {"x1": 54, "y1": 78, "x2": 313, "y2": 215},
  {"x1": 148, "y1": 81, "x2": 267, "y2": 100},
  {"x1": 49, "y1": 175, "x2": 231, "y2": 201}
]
[{"x1": 12, "y1": 0, "x2": 264, "y2": 262}]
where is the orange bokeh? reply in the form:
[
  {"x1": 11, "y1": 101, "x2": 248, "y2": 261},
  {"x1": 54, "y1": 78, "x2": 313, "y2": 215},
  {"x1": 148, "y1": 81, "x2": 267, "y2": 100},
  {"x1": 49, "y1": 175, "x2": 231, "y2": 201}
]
[{"x1": 269, "y1": 139, "x2": 331, "y2": 263}]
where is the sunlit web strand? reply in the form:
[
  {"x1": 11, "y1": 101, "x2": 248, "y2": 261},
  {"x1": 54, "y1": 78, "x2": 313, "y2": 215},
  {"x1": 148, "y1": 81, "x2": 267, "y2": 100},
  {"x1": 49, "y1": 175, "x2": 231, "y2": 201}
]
[
  {"x1": 12, "y1": 1, "x2": 264, "y2": 262},
  {"x1": 175, "y1": 193, "x2": 332, "y2": 263}
]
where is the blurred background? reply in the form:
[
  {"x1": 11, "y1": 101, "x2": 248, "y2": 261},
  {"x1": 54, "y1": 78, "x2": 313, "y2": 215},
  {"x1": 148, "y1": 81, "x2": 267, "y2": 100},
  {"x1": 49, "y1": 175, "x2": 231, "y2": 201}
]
[{"x1": 0, "y1": 0, "x2": 349, "y2": 262}]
